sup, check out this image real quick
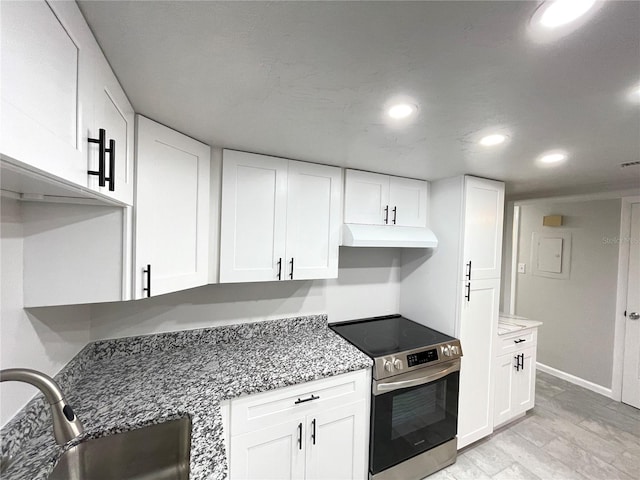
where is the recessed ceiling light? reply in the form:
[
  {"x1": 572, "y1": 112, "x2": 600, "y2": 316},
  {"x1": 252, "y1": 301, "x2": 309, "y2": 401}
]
[
  {"x1": 479, "y1": 134, "x2": 507, "y2": 147},
  {"x1": 629, "y1": 84, "x2": 640, "y2": 103},
  {"x1": 387, "y1": 104, "x2": 416, "y2": 119},
  {"x1": 538, "y1": 0, "x2": 596, "y2": 28},
  {"x1": 539, "y1": 152, "x2": 568, "y2": 164}
]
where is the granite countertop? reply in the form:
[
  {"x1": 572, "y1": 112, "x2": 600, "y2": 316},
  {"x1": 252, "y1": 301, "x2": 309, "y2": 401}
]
[
  {"x1": 0, "y1": 315, "x2": 372, "y2": 480},
  {"x1": 498, "y1": 313, "x2": 543, "y2": 335}
]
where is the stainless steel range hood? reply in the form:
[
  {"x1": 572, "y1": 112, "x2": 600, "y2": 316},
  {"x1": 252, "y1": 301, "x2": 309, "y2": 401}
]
[{"x1": 341, "y1": 224, "x2": 438, "y2": 248}]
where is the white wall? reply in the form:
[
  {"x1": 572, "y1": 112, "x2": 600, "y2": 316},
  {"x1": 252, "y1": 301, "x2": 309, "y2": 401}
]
[
  {"x1": 90, "y1": 247, "x2": 401, "y2": 339},
  {"x1": 511, "y1": 198, "x2": 621, "y2": 389},
  {"x1": 0, "y1": 198, "x2": 92, "y2": 427}
]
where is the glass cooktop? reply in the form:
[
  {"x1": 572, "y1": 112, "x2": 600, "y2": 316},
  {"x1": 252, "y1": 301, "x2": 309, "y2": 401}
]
[{"x1": 329, "y1": 315, "x2": 456, "y2": 358}]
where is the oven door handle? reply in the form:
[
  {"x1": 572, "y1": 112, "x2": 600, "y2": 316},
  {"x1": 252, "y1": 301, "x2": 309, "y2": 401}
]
[{"x1": 373, "y1": 362, "x2": 460, "y2": 395}]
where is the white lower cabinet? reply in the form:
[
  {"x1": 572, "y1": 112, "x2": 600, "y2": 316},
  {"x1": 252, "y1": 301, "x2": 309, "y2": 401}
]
[
  {"x1": 493, "y1": 330, "x2": 538, "y2": 427},
  {"x1": 226, "y1": 370, "x2": 369, "y2": 480}
]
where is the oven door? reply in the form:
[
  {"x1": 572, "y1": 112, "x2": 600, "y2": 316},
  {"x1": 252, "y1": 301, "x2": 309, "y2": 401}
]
[{"x1": 370, "y1": 359, "x2": 460, "y2": 475}]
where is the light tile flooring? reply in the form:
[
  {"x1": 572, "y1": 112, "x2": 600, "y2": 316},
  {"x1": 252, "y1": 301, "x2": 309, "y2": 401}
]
[{"x1": 433, "y1": 371, "x2": 640, "y2": 480}]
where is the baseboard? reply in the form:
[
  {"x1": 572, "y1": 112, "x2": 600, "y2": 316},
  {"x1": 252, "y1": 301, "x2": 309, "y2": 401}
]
[{"x1": 536, "y1": 362, "x2": 613, "y2": 399}]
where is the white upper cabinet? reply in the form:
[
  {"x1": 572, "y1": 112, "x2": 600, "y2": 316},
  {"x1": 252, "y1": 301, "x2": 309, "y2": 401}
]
[
  {"x1": 285, "y1": 161, "x2": 341, "y2": 281},
  {"x1": 462, "y1": 177, "x2": 505, "y2": 281},
  {"x1": 85, "y1": 50, "x2": 135, "y2": 205},
  {"x1": 344, "y1": 170, "x2": 428, "y2": 227},
  {"x1": 389, "y1": 176, "x2": 429, "y2": 227},
  {"x1": 343, "y1": 170, "x2": 389, "y2": 225},
  {"x1": 220, "y1": 150, "x2": 341, "y2": 283},
  {"x1": 134, "y1": 116, "x2": 211, "y2": 299},
  {"x1": 1, "y1": 0, "x2": 91, "y2": 186},
  {"x1": 220, "y1": 150, "x2": 288, "y2": 283}
]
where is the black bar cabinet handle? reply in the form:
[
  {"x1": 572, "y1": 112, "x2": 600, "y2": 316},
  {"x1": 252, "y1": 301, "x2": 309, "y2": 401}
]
[
  {"x1": 520, "y1": 353, "x2": 525, "y2": 370},
  {"x1": 277, "y1": 257, "x2": 282, "y2": 280},
  {"x1": 466, "y1": 261, "x2": 472, "y2": 280},
  {"x1": 514, "y1": 338, "x2": 526, "y2": 344},
  {"x1": 105, "y1": 138, "x2": 116, "y2": 191},
  {"x1": 88, "y1": 128, "x2": 106, "y2": 186},
  {"x1": 514, "y1": 356, "x2": 519, "y2": 371},
  {"x1": 384, "y1": 205, "x2": 389, "y2": 224},
  {"x1": 143, "y1": 264, "x2": 151, "y2": 297},
  {"x1": 465, "y1": 282, "x2": 471, "y2": 302},
  {"x1": 289, "y1": 258, "x2": 294, "y2": 280},
  {"x1": 392, "y1": 206, "x2": 397, "y2": 225},
  {"x1": 297, "y1": 422, "x2": 303, "y2": 450},
  {"x1": 311, "y1": 418, "x2": 316, "y2": 445},
  {"x1": 294, "y1": 394, "x2": 319, "y2": 405}
]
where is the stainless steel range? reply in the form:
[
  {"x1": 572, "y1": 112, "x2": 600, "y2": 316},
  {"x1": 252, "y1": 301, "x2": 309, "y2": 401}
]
[{"x1": 330, "y1": 314, "x2": 462, "y2": 480}]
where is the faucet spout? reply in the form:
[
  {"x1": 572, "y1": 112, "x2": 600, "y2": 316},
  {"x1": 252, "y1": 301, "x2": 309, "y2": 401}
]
[{"x1": 0, "y1": 368, "x2": 84, "y2": 445}]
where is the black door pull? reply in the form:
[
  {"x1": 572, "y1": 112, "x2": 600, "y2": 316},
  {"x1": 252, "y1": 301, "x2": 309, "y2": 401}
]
[
  {"x1": 311, "y1": 418, "x2": 316, "y2": 445},
  {"x1": 88, "y1": 128, "x2": 107, "y2": 187},
  {"x1": 466, "y1": 261, "x2": 472, "y2": 280},
  {"x1": 289, "y1": 258, "x2": 294, "y2": 279},
  {"x1": 297, "y1": 422, "x2": 303, "y2": 450},
  {"x1": 514, "y1": 338, "x2": 526, "y2": 344},
  {"x1": 143, "y1": 264, "x2": 151, "y2": 297},
  {"x1": 384, "y1": 205, "x2": 389, "y2": 224},
  {"x1": 392, "y1": 206, "x2": 397, "y2": 224},
  {"x1": 294, "y1": 394, "x2": 319, "y2": 405},
  {"x1": 105, "y1": 138, "x2": 115, "y2": 191},
  {"x1": 277, "y1": 257, "x2": 282, "y2": 280},
  {"x1": 465, "y1": 282, "x2": 471, "y2": 302}
]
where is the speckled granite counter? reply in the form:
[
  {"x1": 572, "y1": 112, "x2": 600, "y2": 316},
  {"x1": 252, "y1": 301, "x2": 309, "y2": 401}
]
[{"x1": 0, "y1": 315, "x2": 372, "y2": 480}]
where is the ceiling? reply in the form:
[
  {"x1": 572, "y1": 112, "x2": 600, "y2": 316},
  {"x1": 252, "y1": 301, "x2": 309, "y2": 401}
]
[{"x1": 77, "y1": 0, "x2": 640, "y2": 198}]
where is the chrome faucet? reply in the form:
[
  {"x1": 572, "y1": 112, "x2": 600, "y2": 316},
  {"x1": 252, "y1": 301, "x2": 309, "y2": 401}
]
[{"x1": 0, "y1": 368, "x2": 84, "y2": 445}]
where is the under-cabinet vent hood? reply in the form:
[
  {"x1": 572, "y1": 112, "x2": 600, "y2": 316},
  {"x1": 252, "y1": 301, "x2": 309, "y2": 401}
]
[{"x1": 341, "y1": 224, "x2": 438, "y2": 248}]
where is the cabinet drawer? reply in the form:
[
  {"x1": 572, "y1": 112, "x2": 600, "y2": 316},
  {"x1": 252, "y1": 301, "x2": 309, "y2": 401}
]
[
  {"x1": 496, "y1": 329, "x2": 537, "y2": 355},
  {"x1": 230, "y1": 369, "x2": 369, "y2": 436}
]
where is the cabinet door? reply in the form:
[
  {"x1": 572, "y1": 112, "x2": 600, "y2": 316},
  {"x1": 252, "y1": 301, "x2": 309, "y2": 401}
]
[
  {"x1": 134, "y1": 116, "x2": 210, "y2": 298},
  {"x1": 230, "y1": 418, "x2": 306, "y2": 480},
  {"x1": 306, "y1": 401, "x2": 367, "y2": 480},
  {"x1": 514, "y1": 346, "x2": 536, "y2": 414},
  {"x1": 1, "y1": 0, "x2": 91, "y2": 186},
  {"x1": 86, "y1": 52, "x2": 135, "y2": 205},
  {"x1": 344, "y1": 170, "x2": 390, "y2": 225},
  {"x1": 388, "y1": 177, "x2": 428, "y2": 227},
  {"x1": 457, "y1": 278, "x2": 500, "y2": 448},
  {"x1": 219, "y1": 150, "x2": 288, "y2": 283},
  {"x1": 462, "y1": 177, "x2": 505, "y2": 281},
  {"x1": 285, "y1": 161, "x2": 341, "y2": 280},
  {"x1": 493, "y1": 353, "x2": 516, "y2": 427}
]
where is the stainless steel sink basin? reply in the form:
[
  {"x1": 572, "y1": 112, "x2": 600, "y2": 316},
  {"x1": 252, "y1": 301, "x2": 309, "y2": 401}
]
[{"x1": 49, "y1": 417, "x2": 191, "y2": 480}]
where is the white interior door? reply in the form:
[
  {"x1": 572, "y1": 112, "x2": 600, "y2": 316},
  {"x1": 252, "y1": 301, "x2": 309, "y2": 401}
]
[
  {"x1": 462, "y1": 176, "x2": 505, "y2": 281},
  {"x1": 457, "y1": 278, "x2": 499, "y2": 448},
  {"x1": 622, "y1": 202, "x2": 640, "y2": 408},
  {"x1": 388, "y1": 176, "x2": 428, "y2": 227},
  {"x1": 343, "y1": 170, "x2": 389, "y2": 225},
  {"x1": 134, "y1": 116, "x2": 210, "y2": 298},
  {"x1": 285, "y1": 161, "x2": 341, "y2": 280},
  {"x1": 219, "y1": 150, "x2": 288, "y2": 283}
]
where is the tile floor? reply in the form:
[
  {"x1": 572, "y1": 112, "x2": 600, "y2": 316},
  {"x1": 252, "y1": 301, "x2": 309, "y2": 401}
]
[{"x1": 432, "y1": 371, "x2": 640, "y2": 480}]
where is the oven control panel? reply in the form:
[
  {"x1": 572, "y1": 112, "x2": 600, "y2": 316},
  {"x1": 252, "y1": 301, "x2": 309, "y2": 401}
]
[{"x1": 407, "y1": 348, "x2": 438, "y2": 367}]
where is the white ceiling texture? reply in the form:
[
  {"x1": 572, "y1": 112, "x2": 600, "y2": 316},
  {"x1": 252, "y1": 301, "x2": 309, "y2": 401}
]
[{"x1": 77, "y1": 0, "x2": 640, "y2": 198}]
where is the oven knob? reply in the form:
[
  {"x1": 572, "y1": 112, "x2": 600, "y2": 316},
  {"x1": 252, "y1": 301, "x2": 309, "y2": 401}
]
[
  {"x1": 393, "y1": 358, "x2": 403, "y2": 370},
  {"x1": 450, "y1": 345, "x2": 459, "y2": 355},
  {"x1": 441, "y1": 345, "x2": 451, "y2": 357},
  {"x1": 384, "y1": 360, "x2": 393, "y2": 372}
]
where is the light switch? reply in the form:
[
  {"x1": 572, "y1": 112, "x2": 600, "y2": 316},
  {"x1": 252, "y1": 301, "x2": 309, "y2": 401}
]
[{"x1": 518, "y1": 263, "x2": 526, "y2": 273}]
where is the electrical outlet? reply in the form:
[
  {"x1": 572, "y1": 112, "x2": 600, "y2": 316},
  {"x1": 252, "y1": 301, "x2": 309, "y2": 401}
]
[{"x1": 518, "y1": 263, "x2": 526, "y2": 273}]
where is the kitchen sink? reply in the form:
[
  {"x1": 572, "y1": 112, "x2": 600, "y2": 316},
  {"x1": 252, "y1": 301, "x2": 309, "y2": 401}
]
[{"x1": 48, "y1": 417, "x2": 191, "y2": 480}]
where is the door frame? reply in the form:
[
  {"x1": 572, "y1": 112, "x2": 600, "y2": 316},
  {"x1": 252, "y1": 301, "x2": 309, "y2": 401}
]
[{"x1": 612, "y1": 195, "x2": 640, "y2": 401}]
